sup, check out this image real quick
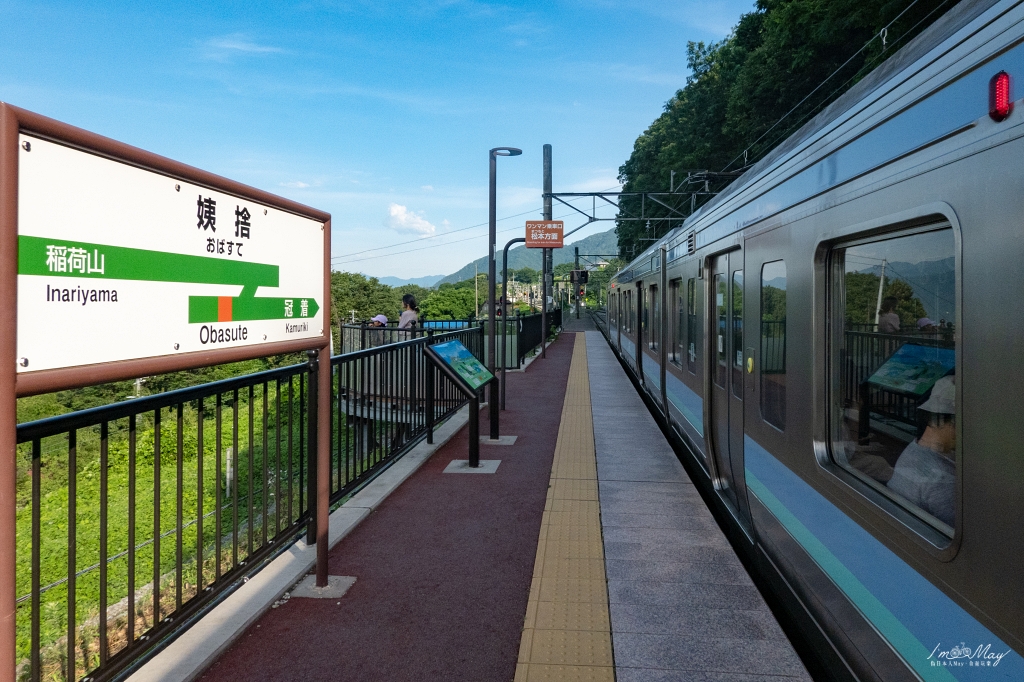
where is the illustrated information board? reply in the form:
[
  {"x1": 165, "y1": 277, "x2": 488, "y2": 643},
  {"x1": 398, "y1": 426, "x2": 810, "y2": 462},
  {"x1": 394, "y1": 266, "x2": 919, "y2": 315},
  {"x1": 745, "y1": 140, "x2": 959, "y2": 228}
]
[
  {"x1": 867, "y1": 343, "x2": 955, "y2": 396},
  {"x1": 16, "y1": 135, "x2": 325, "y2": 373},
  {"x1": 430, "y1": 340, "x2": 493, "y2": 390}
]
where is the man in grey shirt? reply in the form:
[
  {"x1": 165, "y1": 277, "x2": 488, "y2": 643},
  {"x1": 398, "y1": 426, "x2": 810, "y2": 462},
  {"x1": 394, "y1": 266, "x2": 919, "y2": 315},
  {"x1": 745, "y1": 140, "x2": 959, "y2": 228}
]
[{"x1": 888, "y1": 375, "x2": 955, "y2": 526}]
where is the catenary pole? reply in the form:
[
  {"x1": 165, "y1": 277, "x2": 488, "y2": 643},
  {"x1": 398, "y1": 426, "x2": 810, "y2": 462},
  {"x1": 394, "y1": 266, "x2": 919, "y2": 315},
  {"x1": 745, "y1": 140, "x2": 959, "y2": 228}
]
[{"x1": 542, "y1": 144, "x2": 552, "y2": 358}]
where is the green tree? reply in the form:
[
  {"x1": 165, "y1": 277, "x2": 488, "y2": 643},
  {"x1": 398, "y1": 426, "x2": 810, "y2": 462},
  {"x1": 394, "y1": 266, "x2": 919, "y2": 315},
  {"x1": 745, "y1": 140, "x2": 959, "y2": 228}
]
[
  {"x1": 843, "y1": 273, "x2": 926, "y2": 327},
  {"x1": 615, "y1": 0, "x2": 950, "y2": 259},
  {"x1": 509, "y1": 267, "x2": 539, "y2": 284},
  {"x1": 331, "y1": 271, "x2": 401, "y2": 323},
  {"x1": 421, "y1": 287, "x2": 476, "y2": 320}
]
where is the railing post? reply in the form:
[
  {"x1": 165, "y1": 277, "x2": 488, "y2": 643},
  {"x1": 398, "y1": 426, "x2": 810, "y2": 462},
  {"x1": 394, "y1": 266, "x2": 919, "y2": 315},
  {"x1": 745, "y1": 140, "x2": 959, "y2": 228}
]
[
  {"x1": 306, "y1": 350, "x2": 318, "y2": 546},
  {"x1": 426, "y1": 329, "x2": 435, "y2": 444}
]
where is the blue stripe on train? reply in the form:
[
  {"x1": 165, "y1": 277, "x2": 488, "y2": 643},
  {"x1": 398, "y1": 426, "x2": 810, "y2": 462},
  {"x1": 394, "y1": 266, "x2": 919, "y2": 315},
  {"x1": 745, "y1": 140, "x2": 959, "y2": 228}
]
[
  {"x1": 620, "y1": 335, "x2": 635, "y2": 361},
  {"x1": 665, "y1": 370, "x2": 703, "y2": 435},
  {"x1": 745, "y1": 437, "x2": 1020, "y2": 681}
]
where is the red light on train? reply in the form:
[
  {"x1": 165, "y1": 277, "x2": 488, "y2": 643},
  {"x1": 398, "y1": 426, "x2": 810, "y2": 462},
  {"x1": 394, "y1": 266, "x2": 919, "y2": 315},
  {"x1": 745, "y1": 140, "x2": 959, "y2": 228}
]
[{"x1": 990, "y1": 71, "x2": 1012, "y2": 122}]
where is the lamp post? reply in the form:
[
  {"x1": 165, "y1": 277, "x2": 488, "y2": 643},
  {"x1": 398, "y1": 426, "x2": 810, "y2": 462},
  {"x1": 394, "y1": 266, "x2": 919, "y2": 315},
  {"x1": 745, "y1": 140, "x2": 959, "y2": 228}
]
[{"x1": 489, "y1": 147, "x2": 522, "y2": 440}]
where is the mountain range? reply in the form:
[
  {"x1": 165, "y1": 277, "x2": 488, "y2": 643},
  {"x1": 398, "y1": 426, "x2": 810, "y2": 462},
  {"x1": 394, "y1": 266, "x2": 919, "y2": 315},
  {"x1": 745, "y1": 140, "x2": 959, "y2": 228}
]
[{"x1": 437, "y1": 229, "x2": 619, "y2": 285}]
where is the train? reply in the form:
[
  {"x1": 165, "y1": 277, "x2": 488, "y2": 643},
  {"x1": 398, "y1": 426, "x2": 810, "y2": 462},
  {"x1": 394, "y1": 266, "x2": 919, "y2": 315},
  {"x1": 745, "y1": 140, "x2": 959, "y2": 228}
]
[{"x1": 602, "y1": 1, "x2": 1023, "y2": 679}]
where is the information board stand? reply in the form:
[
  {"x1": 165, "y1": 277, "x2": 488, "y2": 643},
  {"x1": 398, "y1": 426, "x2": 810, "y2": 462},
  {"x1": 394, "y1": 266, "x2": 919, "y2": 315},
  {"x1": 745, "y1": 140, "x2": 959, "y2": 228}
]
[{"x1": 424, "y1": 341, "x2": 494, "y2": 468}]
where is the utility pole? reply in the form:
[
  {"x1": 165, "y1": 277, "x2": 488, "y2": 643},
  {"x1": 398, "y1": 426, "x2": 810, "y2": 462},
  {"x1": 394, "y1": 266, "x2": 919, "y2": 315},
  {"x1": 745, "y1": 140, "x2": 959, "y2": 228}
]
[
  {"x1": 574, "y1": 246, "x2": 580, "y2": 320},
  {"x1": 541, "y1": 144, "x2": 552, "y2": 358},
  {"x1": 873, "y1": 259, "x2": 887, "y2": 331}
]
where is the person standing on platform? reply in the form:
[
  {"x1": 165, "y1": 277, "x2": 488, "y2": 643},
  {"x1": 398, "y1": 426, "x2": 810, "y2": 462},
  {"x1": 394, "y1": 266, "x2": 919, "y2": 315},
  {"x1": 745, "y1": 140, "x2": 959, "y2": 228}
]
[{"x1": 399, "y1": 294, "x2": 419, "y2": 337}]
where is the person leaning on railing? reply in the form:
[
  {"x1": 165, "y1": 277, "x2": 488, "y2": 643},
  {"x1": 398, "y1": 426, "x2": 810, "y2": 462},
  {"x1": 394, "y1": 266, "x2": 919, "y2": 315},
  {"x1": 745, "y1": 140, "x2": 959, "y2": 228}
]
[{"x1": 399, "y1": 294, "x2": 419, "y2": 338}]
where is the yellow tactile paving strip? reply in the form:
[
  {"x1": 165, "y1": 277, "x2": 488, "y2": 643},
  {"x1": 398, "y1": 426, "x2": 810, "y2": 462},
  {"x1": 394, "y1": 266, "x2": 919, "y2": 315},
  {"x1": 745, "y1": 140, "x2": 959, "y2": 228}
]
[{"x1": 515, "y1": 334, "x2": 615, "y2": 682}]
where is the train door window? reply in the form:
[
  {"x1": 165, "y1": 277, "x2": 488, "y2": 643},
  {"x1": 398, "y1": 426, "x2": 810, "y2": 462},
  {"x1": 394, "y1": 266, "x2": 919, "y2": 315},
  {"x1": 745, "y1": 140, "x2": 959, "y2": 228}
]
[
  {"x1": 830, "y1": 227, "x2": 957, "y2": 535},
  {"x1": 761, "y1": 261, "x2": 786, "y2": 430},
  {"x1": 641, "y1": 286, "x2": 649, "y2": 338},
  {"x1": 714, "y1": 274, "x2": 727, "y2": 388},
  {"x1": 670, "y1": 280, "x2": 682, "y2": 365},
  {"x1": 731, "y1": 270, "x2": 743, "y2": 399},
  {"x1": 649, "y1": 285, "x2": 659, "y2": 350},
  {"x1": 625, "y1": 290, "x2": 632, "y2": 333},
  {"x1": 687, "y1": 278, "x2": 698, "y2": 374}
]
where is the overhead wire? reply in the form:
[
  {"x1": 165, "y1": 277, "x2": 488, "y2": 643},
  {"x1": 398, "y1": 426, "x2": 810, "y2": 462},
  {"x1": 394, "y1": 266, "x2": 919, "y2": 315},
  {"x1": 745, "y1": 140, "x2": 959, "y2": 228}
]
[
  {"x1": 720, "y1": 0, "x2": 926, "y2": 174},
  {"x1": 736, "y1": 0, "x2": 953, "y2": 165},
  {"x1": 331, "y1": 185, "x2": 622, "y2": 266}
]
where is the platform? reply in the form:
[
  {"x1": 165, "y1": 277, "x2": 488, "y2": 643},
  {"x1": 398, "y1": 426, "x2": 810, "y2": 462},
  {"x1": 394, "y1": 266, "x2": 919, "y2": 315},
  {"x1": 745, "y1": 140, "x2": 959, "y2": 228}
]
[{"x1": 180, "y1": 329, "x2": 810, "y2": 682}]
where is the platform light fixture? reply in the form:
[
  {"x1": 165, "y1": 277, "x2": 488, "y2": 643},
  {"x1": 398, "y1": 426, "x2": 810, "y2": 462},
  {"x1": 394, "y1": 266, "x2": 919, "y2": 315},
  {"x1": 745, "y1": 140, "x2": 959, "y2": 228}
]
[{"x1": 488, "y1": 147, "x2": 522, "y2": 440}]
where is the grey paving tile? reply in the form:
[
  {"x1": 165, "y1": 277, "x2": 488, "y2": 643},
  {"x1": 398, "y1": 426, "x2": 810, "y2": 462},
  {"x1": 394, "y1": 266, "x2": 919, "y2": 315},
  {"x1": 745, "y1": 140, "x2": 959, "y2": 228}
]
[
  {"x1": 600, "y1": 499, "x2": 709, "y2": 517},
  {"x1": 600, "y1": 480, "x2": 700, "y2": 496},
  {"x1": 597, "y1": 463, "x2": 690, "y2": 484},
  {"x1": 602, "y1": 526, "x2": 731, "y2": 549},
  {"x1": 601, "y1": 512, "x2": 719, "y2": 531},
  {"x1": 604, "y1": 559, "x2": 753, "y2": 586},
  {"x1": 610, "y1": 603, "x2": 789, "y2": 640},
  {"x1": 613, "y1": 633, "x2": 810, "y2": 677},
  {"x1": 608, "y1": 580, "x2": 769, "y2": 611}
]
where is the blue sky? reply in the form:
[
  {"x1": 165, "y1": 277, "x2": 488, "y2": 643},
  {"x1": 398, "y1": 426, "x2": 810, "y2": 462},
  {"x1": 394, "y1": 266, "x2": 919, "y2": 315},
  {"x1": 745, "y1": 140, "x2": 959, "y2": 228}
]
[{"x1": 0, "y1": 0, "x2": 755, "y2": 279}]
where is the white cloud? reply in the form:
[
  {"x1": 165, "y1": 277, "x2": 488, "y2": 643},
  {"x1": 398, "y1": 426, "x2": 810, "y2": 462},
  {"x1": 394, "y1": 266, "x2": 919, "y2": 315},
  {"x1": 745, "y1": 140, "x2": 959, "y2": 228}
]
[
  {"x1": 200, "y1": 34, "x2": 285, "y2": 62},
  {"x1": 421, "y1": 185, "x2": 434, "y2": 191},
  {"x1": 280, "y1": 180, "x2": 310, "y2": 188},
  {"x1": 385, "y1": 203, "x2": 436, "y2": 236}
]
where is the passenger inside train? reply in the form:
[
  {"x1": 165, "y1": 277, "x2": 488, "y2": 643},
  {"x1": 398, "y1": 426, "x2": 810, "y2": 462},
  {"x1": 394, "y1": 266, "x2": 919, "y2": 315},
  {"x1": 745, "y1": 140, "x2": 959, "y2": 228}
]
[
  {"x1": 887, "y1": 375, "x2": 956, "y2": 527},
  {"x1": 833, "y1": 227, "x2": 957, "y2": 532}
]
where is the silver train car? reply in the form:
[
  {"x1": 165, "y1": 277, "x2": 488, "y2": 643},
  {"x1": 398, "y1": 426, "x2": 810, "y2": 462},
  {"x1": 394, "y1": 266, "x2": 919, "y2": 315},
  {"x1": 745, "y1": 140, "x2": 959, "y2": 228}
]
[{"x1": 604, "y1": 1, "x2": 1023, "y2": 679}]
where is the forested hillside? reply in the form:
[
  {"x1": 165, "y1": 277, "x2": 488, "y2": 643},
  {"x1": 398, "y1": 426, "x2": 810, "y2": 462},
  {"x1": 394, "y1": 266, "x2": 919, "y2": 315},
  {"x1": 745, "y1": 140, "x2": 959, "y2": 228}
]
[{"x1": 616, "y1": 0, "x2": 953, "y2": 258}]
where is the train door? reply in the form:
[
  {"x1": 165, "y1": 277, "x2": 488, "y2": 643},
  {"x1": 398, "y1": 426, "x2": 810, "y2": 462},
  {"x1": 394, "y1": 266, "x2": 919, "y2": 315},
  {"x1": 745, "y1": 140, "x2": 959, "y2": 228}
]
[
  {"x1": 635, "y1": 282, "x2": 644, "y2": 379},
  {"x1": 708, "y1": 250, "x2": 750, "y2": 528}
]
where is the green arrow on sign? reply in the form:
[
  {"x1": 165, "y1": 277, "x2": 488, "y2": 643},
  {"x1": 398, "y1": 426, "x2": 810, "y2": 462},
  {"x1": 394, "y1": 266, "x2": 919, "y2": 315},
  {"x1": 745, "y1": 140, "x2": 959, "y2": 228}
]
[{"x1": 19, "y1": 235, "x2": 319, "y2": 323}]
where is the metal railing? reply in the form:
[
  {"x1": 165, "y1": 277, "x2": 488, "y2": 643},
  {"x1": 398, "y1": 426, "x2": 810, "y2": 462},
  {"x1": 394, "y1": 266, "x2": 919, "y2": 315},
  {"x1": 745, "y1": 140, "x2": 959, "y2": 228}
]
[
  {"x1": 16, "y1": 327, "x2": 482, "y2": 682},
  {"x1": 341, "y1": 314, "x2": 559, "y2": 370},
  {"x1": 337, "y1": 320, "x2": 474, "y2": 356},
  {"x1": 841, "y1": 329, "x2": 953, "y2": 425}
]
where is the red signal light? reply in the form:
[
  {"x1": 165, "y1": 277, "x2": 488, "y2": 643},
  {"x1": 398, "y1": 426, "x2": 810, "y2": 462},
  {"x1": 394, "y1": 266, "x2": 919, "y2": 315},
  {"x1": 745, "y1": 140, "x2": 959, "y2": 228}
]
[{"x1": 990, "y1": 71, "x2": 1012, "y2": 122}]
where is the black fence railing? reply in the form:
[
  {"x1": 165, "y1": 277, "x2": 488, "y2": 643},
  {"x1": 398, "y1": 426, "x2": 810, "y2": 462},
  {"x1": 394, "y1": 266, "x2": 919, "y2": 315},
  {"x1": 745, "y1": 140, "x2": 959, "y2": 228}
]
[
  {"x1": 328, "y1": 327, "x2": 482, "y2": 503},
  {"x1": 841, "y1": 329, "x2": 953, "y2": 426},
  {"x1": 341, "y1": 313, "x2": 558, "y2": 370},
  {"x1": 337, "y1": 319, "x2": 474, "y2": 355},
  {"x1": 16, "y1": 327, "x2": 482, "y2": 682},
  {"x1": 761, "y1": 320, "x2": 786, "y2": 374}
]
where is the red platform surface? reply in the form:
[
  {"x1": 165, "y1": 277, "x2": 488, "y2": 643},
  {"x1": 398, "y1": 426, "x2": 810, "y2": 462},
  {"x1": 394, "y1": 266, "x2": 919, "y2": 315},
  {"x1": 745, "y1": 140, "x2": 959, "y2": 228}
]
[{"x1": 200, "y1": 334, "x2": 575, "y2": 682}]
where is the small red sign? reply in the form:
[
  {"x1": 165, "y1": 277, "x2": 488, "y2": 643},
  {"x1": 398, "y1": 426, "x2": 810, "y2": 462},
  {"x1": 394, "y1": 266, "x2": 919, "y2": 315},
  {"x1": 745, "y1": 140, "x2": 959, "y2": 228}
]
[{"x1": 525, "y1": 221, "x2": 564, "y2": 248}]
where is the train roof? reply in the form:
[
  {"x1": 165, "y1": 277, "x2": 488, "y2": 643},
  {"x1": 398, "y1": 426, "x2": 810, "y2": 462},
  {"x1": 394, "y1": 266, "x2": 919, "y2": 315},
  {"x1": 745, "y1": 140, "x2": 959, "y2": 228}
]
[{"x1": 613, "y1": 0, "x2": 1003, "y2": 284}]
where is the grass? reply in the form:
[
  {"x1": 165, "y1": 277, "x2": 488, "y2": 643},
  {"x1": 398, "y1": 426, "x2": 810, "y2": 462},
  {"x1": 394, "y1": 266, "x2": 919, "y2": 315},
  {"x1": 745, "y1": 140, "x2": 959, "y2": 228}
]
[{"x1": 16, "y1": 380, "x2": 312, "y2": 681}]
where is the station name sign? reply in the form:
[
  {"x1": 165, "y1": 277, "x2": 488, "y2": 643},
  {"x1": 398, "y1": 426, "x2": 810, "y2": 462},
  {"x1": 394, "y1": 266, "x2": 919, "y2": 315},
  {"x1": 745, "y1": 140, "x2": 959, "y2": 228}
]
[
  {"x1": 4, "y1": 108, "x2": 331, "y2": 395},
  {"x1": 525, "y1": 220, "x2": 563, "y2": 248}
]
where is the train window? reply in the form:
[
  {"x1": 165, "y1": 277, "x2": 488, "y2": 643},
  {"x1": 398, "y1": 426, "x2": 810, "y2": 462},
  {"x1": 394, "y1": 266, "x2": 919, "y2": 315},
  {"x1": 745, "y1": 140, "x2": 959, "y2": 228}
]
[
  {"x1": 641, "y1": 286, "x2": 649, "y2": 339},
  {"x1": 669, "y1": 280, "x2": 682, "y2": 365},
  {"x1": 686, "y1": 278, "x2": 697, "y2": 374},
  {"x1": 715, "y1": 274, "x2": 726, "y2": 388},
  {"x1": 649, "y1": 285, "x2": 659, "y2": 350},
  {"x1": 761, "y1": 261, "x2": 786, "y2": 430},
  {"x1": 625, "y1": 290, "x2": 632, "y2": 333},
  {"x1": 731, "y1": 270, "x2": 743, "y2": 399},
  {"x1": 830, "y1": 228, "x2": 957, "y2": 534}
]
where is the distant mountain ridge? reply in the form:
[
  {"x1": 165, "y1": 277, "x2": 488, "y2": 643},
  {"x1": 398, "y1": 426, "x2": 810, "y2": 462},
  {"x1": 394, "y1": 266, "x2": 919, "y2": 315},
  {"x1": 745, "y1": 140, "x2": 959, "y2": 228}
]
[
  {"x1": 373, "y1": 274, "x2": 447, "y2": 288},
  {"x1": 438, "y1": 229, "x2": 618, "y2": 285}
]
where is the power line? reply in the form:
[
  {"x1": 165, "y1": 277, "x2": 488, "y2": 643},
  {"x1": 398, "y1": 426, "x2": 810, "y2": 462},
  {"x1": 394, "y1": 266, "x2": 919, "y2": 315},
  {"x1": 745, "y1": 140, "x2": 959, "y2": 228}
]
[
  {"x1": 740, "y1": 0, "x2": 952, "y2": 164},
  {"x1": 331, "y1": 208, "x2": 601, "y2": 266},
  {"x1": 332, "y1": 185, "x2": 621, "y2": 263},
  {"x1": 721, "y1": 0, "x2": 926, "y2": 173},
  {"x1": 331, "y1": 207, "x2": 540, "y2": 261}
]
